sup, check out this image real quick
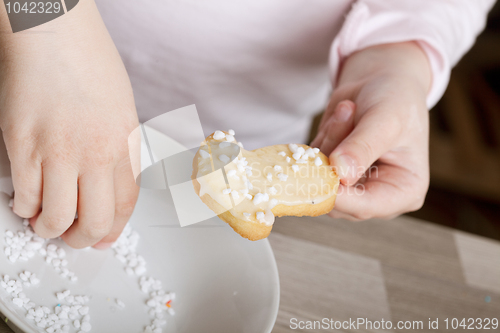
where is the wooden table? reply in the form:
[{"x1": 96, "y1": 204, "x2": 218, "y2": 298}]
[
  {"x1": 1, "y1": 215, "x2": 499, "y2": 333},
  {"x1": 269, "y1": 215, "x2": 500, "y2": 333}
]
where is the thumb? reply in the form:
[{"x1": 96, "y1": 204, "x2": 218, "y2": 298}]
[{"x1": 329, "y1": 111, "x2": 400, "y2": 185}]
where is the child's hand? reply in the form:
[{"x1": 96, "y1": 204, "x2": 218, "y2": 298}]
[
  {"x1": 311, "y1": 42, "x2": 431, "y2": 220},
  {"x1": 0, "y1": 0, "x2": 139, "y2": 248}
]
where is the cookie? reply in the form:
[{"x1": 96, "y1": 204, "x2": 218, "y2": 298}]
[{"x1": 192, "y1": 130, "x2": 339, "y2": 241}]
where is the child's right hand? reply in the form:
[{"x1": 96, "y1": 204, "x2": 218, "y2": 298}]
[{"x1": 0, "y1": 0, "x2": 139, "y2": 249}]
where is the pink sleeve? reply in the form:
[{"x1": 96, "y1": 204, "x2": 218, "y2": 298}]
[{"x1": 330, "y1": 0, "x2": 496, "y2": 107}]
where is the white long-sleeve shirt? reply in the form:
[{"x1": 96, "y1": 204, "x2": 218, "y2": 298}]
[{"x1": 96, "y1": 0, "x2": 494, "y2": 149}]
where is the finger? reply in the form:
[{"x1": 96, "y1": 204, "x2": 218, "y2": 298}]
[
  {"x1": 93, "y1": 157, "x2": 139, "y2": 249},
  {"x1": 328, "y1": 207, "x2": 362, "y2": 222},
  {"x1": 318, "y1": 101, "x2": 355, "y2": 156},
  {"x1": 318, "y1": 85, "x2": 357, "y2": 131},
  {"x1": 329, "y1": 108, "x2": 401, "y2": 185},
  {"x1": 310, "y1": 124, "x2": 327, "y2": 149},
  {"x1": 311, "y1": 100, "x2": 355, "y2": 150},
  {"x1": 61, "y1": 170, "x2": 115, "y2": 249},
  {"x1": 10, "y1": 157, "x2": 42, "y2": 218},
  {"x1": 328, "y1": 207, "x2": 400, "y2": 221},
  {"x1": 332, "y1": 163, "x2": 427, "y2": 220},
  {"x1": 30, "y1": 164, "x2": 78, "y2": 238}
]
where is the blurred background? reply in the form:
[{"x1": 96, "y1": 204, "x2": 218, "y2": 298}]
[
  {"x1": 407, "y1": 1, "x2": 500, "y2": 241},
  {"x1": 310, "y1": 1, "x2": 500, "y2": 241}
]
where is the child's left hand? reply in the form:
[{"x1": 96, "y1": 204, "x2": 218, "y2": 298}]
[{"x1": 311, "y1": 42, "x2": 432, "y2": 221}]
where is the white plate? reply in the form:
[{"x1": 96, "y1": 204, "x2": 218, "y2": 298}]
[{"x1": 0, "y1": 128, "x2": 280, "y2": 333}]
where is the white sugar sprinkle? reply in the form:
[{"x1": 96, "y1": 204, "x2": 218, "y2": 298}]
[
  {"x1": 213, "y1": 130, "x2": 226, "y2": 140},
  {"x1": 266, "y1": 173, "x2": 273, "y2": 182},
  {"x1": 253, "y1": 193, "x2": 269, "y2": 205},
  {"x1": 256, "y1": 212, "x2": 265, "y2": 222},
  {"x1": 292, "y1": 165, "x2": 299, "y2": 172},
  {"x1": 116, "y1": 299, "x2": 125, "y2": 309},
  {"x1": 314, "y1": 157, "x2": 323, "y2": 166},
  {"x1": 81, "y1": 321, "x2": 92, "y2": 332},
  {"x1": 228, "y1": 129, "x2": 235, "y2": 135},
  {"x1": 226, "y1": 170, "x2": 237, "y2": 177},
  {"x1": 12, "y1": 297, "x2": 23, "y2": 307},
  {"x1": 305, "y1": 148, "x2": 315, "y2": 158},
  {"x1": 277, "y1": 173, "x2": 288, "y2": 182},
  {"x1": 199, "y1": 149, "x2": 210, "y2": 159},
  {"x1": 112, "y1": 225, "x2": 175, "y2": 331},
  {"x1": 4, "y1": 213, "x2": 171, "y2": 333},
  {"x1": 273, "y1": 165, "x2": 282, "y2": 172},
  {"x1": 219, "y1": 154, "x2": 230, "y2": 163},
  {"x1": 278, "y1": 151, "x2": 286, "y2": 157}
]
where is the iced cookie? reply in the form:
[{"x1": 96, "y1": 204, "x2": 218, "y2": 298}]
[{"x1": 192, "y1": 130, "x2": 339, "y2": 241}]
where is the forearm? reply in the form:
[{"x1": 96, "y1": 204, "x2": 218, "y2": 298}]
[
  {"x1": 0, "y1": 0, "x2": 107, "y2": 43},
  {"x1": 0, "y1": 0, "x2": 131, "y2": 116},
  {"x1": 338, "y1": 42, "x2": 432, "y2": 97},
  {"x1": 0, "y1": 0, "x2": 121, "y2": 73}
]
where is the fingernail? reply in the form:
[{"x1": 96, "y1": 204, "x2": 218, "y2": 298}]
[
  {"x1": 93, "y1": 241, "x2": 113, "y2": 250},
  {"x1": 331, "y1": 154, "x2": 356, "y2": 181},
  {"x1": 334, "y1": 104, "x2": 353, "y2": 122}
]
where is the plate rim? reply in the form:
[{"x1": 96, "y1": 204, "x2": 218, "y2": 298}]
[{"x1": 0, "y1": 126, "x2": 280, "y2": 333}]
